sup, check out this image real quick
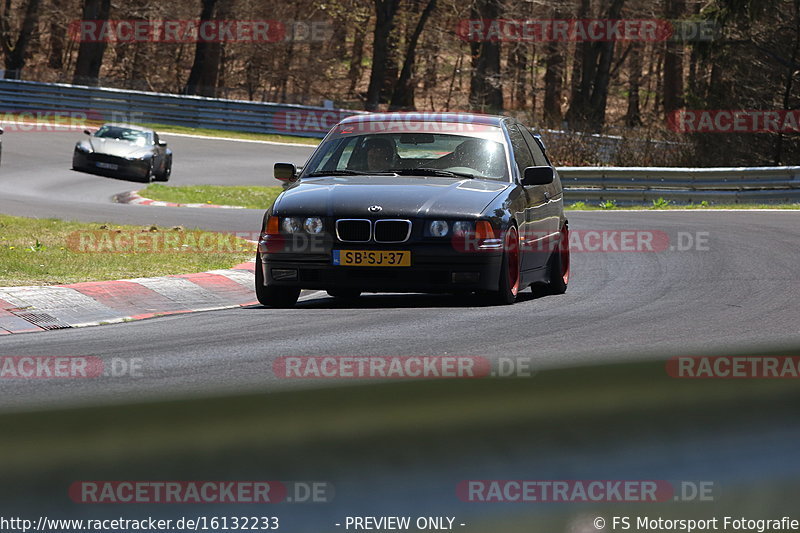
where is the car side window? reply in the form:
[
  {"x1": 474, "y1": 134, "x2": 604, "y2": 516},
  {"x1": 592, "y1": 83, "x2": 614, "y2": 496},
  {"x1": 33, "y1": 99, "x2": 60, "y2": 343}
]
[
  {"x1": 507, "y1": 124, "x2": 535, "y2": 178},
  {"x1": 520, "y1": 127, "x2": 549, "y2": 167},
  {"x1": 315, "y1": 137, "x2": 360, "y2": 171}
]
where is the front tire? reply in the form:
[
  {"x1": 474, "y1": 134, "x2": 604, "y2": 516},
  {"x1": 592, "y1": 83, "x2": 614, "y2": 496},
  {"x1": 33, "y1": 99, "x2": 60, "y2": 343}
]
[
  {"x1": 141, "y1": 160, "x2": 154, "y2": 183},
  {"x1": 482, "y1": 226, "x2": 521, "y2": 305},
  {"x1": 255, "y1": 254, "x2": 300, "y2": 308},
  {"x1": 156, "y1": 156, "x2": 172, "y2": 182}
]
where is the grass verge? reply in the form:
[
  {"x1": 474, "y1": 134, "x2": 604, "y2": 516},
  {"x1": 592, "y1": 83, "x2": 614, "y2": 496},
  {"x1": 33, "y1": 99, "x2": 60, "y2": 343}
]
[
  {"x1": 138, "y1": 185, "x2": 800, "y2": 212},
  {"x1": 0, "y1": 214, "x2": 254, "y2": 286},
  {"x1": 139, "y1": 184, "x2": 283, "y2": 209}
]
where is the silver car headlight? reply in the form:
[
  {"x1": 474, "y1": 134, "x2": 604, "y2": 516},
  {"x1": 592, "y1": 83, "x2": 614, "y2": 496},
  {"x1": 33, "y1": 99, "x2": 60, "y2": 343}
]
[
  {"x1": 304, "y1": 217, "x2": 324, "y2": 234},
  {"x1": 429, "y1": 220, "x2": 449, "y2": 237}
]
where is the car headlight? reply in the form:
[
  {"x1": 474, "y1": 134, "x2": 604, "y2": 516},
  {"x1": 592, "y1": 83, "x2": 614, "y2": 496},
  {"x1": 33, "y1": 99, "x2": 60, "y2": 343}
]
[
  {"x1": 304, "y1": 217, "x2": 324, "y2": 234},
  {"x1": 75, "y1": 144, "x2": 91, "y2": 153},
  {"x1": 281, "y1": 217, "x2": 303, "y2": 233},
  {"x1": 429, "y1": 220, "x2": 449, "y2": 237},
  {"x1": 452, "y1": 221, "x2": 475, "y2": 238},
  {"x1": 127, "y1": 154, "x2": 150, "y2": 161}
]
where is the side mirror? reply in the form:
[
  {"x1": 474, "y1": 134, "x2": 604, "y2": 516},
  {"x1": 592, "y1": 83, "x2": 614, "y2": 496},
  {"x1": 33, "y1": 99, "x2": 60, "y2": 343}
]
[
  {"x1": 522, "y1": 166, "x2": 554, "y2": 186},
  {"x1": 83, "y1": 129, "x2": 92, "y2": 136},
  {"x1": 274, "y1": 162, "x2": 297, "y2": 182}
]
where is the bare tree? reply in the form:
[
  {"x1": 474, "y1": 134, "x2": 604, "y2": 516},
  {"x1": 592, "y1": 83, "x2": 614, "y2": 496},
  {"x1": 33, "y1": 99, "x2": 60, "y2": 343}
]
[
  {"x1": 625, "y1": 42, "x2": 643, "y2": 126},
  {"x1": 366, "y1": 0, "x2": 401, "y2": 110},
  {"x1": 184, "y1": 0, "x2": 233, "y2": 97},
  {"x1": 662, "y1": 0, "x2": 685, "y2": 116},
  {"x1": 389, "y1": 0, "x2": 436, "y2": 110},
  {"x1": 72, "y1": 0, "x2": 110, "y2": 85},
  {"x1": 2, "y1": 0, "x2": 43, "y2": 79},
  {"x1": 469, "y1": 0, "x2": 503, "y2": 113}
]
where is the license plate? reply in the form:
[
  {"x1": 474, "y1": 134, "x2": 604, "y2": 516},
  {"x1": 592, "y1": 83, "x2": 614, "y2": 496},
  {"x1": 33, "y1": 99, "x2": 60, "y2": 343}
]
[
  {"x1": 96, "y1": 162, "x2": 118, "y2": 170},
  {"x1": 333, "y1": 250, "x2": 411, "y2": 267}
]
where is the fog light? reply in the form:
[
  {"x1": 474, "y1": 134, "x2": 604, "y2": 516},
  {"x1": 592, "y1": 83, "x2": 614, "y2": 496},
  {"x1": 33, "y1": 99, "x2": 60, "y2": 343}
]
[
  {"x1": 271, "y1": 268, "x2": 298, "y2": 281},
  {"x1": 452, "y1": 272, "x2": 480, "y2": 283}
]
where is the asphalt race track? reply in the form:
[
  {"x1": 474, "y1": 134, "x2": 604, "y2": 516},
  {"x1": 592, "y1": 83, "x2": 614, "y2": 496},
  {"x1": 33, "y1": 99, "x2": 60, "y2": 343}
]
[{"x1": 1, "y1": 127, "x2": 799, "y2": 411}]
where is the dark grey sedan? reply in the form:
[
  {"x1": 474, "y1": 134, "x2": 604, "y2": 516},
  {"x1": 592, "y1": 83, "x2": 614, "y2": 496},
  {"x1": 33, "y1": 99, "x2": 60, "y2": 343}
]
[{"x1": 256, "y1": 112, "x2": 570, "y2": 307}]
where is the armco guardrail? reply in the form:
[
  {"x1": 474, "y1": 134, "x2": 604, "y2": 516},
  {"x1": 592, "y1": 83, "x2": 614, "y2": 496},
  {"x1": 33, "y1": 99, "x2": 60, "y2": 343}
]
[
  {"x1": 0, "y1": 79, "x2": 361, "y2": 138},
  {"x1": 558, "y1": 166, "x2": 800, "y2": 204}
]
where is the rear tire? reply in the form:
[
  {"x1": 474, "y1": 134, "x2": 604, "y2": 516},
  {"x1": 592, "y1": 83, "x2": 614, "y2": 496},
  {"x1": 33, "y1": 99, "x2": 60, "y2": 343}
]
[
  {"x1": 545, "y1": 224, "x2": 570, "y2": 295},
  {"x1": 255, "y1": 254, "x2": 300, "y2": 308}
]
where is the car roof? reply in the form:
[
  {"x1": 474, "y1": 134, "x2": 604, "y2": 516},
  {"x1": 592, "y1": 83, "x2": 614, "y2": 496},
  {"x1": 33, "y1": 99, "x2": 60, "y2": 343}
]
[{"x1": 338, "y1": 112, "x2": 507, "y2": 127}]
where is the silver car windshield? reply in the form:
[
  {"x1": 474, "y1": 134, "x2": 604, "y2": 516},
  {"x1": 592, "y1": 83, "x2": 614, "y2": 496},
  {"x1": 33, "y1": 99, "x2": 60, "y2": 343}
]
[
  {"x1": 95, "y1": 125, "x2": 152, "y2": 146},
  {"x1": 302, "y1": 131, "x2": 509, "y2": 181}
]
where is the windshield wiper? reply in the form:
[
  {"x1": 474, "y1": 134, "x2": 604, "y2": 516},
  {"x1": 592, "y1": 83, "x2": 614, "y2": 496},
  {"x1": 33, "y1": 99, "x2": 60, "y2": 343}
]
[
  {"x1": 306, "y1": 170, "x2": 370, "y2": 176},
  {"x1": 387, "y1": 167, "x2": 483, "y2": 179},
  {"x1": 305, "y1": 169, "x2": 398, "y2": 177}
]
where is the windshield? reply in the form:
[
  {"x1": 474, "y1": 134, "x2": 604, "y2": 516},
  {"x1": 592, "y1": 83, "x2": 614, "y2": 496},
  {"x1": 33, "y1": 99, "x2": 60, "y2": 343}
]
[
  {"x1": 301, "y1": 131, "x2": 509, "y2": 181},
  {"x1": 94, "y1": 125, "x2": 152, "y2": 146}
]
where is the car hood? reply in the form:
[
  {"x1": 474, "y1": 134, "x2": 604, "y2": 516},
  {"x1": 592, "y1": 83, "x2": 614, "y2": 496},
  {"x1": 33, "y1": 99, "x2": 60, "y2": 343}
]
[
  {"x1": 274, "y1": 175, "x2": 509, "y2": 218},
  {"x1": 85, "y1": 138, "x2": 150, "y2": 157}
]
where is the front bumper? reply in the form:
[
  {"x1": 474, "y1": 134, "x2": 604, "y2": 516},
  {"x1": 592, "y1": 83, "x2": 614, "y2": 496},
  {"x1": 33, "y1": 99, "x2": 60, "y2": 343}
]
[
  {"x1": 73, "y1": 152, "x2": 150, "y2": 179},
  {"x1": 260, "y1": 242, "x2": 503, "y2": 293}
]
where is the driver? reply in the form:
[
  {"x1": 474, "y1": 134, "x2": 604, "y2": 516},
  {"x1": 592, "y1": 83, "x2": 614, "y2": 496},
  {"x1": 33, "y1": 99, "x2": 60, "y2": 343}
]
[{"x1": 451, "y1": 139, "x2": 503, "y2": 177}]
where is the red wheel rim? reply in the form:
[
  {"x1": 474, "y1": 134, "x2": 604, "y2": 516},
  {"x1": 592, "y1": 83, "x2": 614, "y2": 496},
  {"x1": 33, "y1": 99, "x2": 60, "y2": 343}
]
[
  {"x1": 506, "y1": 227, "x2": 520, "y2": 296},
  {"x1": 560, "y1": 226, "x2": 570, "y2": 285}
]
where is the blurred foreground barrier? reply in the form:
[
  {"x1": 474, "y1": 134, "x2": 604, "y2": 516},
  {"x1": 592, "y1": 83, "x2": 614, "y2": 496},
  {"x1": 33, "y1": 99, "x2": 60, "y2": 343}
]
[{"x1": 1, "y1": 350, "x2": 799, "y2": 532}]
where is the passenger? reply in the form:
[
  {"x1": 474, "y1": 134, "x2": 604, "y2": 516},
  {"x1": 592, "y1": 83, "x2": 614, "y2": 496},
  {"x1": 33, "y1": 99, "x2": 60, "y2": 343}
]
[{"x1": 363, "y1": 138, "x2": 397, "y2": 171}]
